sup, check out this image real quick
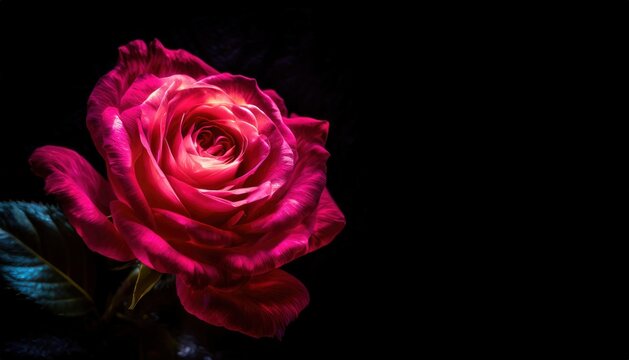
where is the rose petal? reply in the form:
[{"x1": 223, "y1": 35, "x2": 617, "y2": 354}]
[
  {"x1": 138, "y1": 75, "x2": 197, "y2": 158},
  {"x1": 101, "y1": 109, "x2": 154, "y2": 225},
  {"x1": 205, "y1": 189, "x2": 343, "y2": 277},
  {"x1": 307, "y1": 188, "x2": 345, "y2": 251},
  {"x1": 152, "y1": 208, "x2": 241, "y2": 247},
  {"x1": 29, "y1": 146, "x2": 133, "y2": 261},
  {"x1": 237, "y1": 106, "x2": 295, "y2": 191},
  {"x1": 236, "y1": 132, "x2": 329, "y2": 234},
  {"x1": 217, "y1": 224, "x2": 310, "y2": 275},
  {"x1": 149, "y1": 39, "x2": 218, "y2": 79},
  {"x1": 117, "y1": 105, "x2": 190, "y2": 216},
  {"x1": 176, "y1": 270, "x2": 309, "y2": 338},
  {"x1": 135, "y1": 149, "x2": 189, "y2": 214},
  {"x1": 191, "y1": 75, "x2": 297, "y2": 193},
  {"x1": 110, "y1": 200, "x2": 228, "y2": 284},
  {"x1": 284, "y1": 115, "x2": 330, "y2": 145},
  {"x1": 166, "y1": 176, "x2": 254, "y2": 222},
  {"x1": 263, "y1": 89, "x2": 288, "y2": 116},
  {"x1": 88, "y1": 39, "x2": 218, "y2": 156},
  {"x1": 119, "y1": 74, "x2": 165, "y2": 112},
  {"x1": 198, "y1": 74, "x2": 296, "y2": 149},
  {"x1": 163, "y1": 189, "x2": 343, "y2": 279}
]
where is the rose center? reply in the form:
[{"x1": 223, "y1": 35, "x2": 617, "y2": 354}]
[{"x1": 194, "y1": 126, "x2": 236, "y2": 160}]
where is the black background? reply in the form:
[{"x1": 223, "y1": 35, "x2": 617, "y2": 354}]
[{"x1": 0, "y1": 4, "x2": 388, "y2": 360}]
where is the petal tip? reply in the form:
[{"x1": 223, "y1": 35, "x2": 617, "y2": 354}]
[{"x1": 176, "y1": 270, "x2": 310, "y2": 338}]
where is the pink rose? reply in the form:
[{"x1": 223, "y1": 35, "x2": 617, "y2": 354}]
[{"x1": 29, "y1": 39, "x2": 345, "y2": 338}]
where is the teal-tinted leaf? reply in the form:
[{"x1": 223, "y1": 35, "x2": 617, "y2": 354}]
[{"x1": 0, "y1": 201, "x2": 95, "y2": 316}]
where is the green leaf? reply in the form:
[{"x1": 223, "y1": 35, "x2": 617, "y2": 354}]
[
  {"x1": 0, "y1": 201, "x2": 95, "y2": 316},
  {"x1": 129, "y1": 264, "x2": 161, "y2": 310}
]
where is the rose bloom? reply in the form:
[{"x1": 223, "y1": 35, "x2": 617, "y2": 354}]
[{"x1": 30, "y1": 40, "x2": 344, "y2": 338}]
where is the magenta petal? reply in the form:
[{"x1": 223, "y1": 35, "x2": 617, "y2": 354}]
[
  {"x1": 237, "y1": 136, "x2": 329, "y2": 234},
  {"x1": 205, "y1": 189, "x2": 343, "y2": 277},
  {"x1": 237, "y1": 115, "x2": 332, "y2": 233},
  {"x1": 309, "y1": 188, "x2": 345, "y2": 251},
  {"x1": 101, "y1": 110, "x2": 154, "y2": 225},
  {"x1": 149, "y1": 39, "x2": 218, "y2": 79},
  {"x1": 198, "y1": 74, "x2": 296, "y2": 148},
  {"x1": 29, "y1": 146, "x2": 134, "y2": 261},
  {"x1": 176, "y1": 270, "x2": 309, "y2": 338},
  {"x1": 263, "y1": 89, "x2": 288, "y2": 116},
  {"x1": 152, "y1": 208, "x2": 241, "y2": 247},
  {"x1": 110, "y1": 201, "x2": 228, "y2": 285},
  {"x1": 222, "y1": 189, "x2": 344, "y2": 275},
  {"x1": 115, "y1": 39, "x2": 218, "y2": 86},
  {"x1": 166, "y1": 176, "x2": 244, "y2": 220},
  {"x1": 88, "y1": 39, "x2": 218, "y2": 156},
  {"x1": 214, "y1": 225, "x2": 310, "y2": 276},
  {"x1": 119, "y1": 74, "x2": 165, "y2": 111},
  {"x1": 285, "y1": 115, "x2": 330, "y2": 145}
]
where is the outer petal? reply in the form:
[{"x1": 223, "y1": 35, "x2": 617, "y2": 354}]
[
  {"x1": 201, "y1": 189, "x2": 344, "y2": 277},
  {"x1": 176, "y1": 270, "x2": 309, "y2": 338},
  {"x1": 152, "y1": 208, "x2": 241, "y2": 247},
  {"x1": 110, "y1": 201, "x2": 245, "y2": 287},
  {"x1": 119, "y1": 74, "x2": 165, "y2": 112},
  {"x1": 263, "y1": 89, "x2": 288, "y2": 117},
  {"x1": 88, "y1": 39, "x2": 218, "y2": 156},
  {"x1": 155, "y1": 189, "x2": 344, "y2": 280},
  {"x1": 308, "y1": 188, "x2": 345, "y2": 251},
  {"x1": 281, "y1": 117, "x2": 343, "y2": 250},
  {"x1": 284, "y1": 115, "x2": 329, "y2": 145},
  {"x1": 102, "y1": 110, "x2": 154, "y2": 225},
  {"x1": 29, "y1": 146, "x2": 133, "y2": 261},
  {"x1": 236, "y1": 117, "x2": 330, "y2": 233}
]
